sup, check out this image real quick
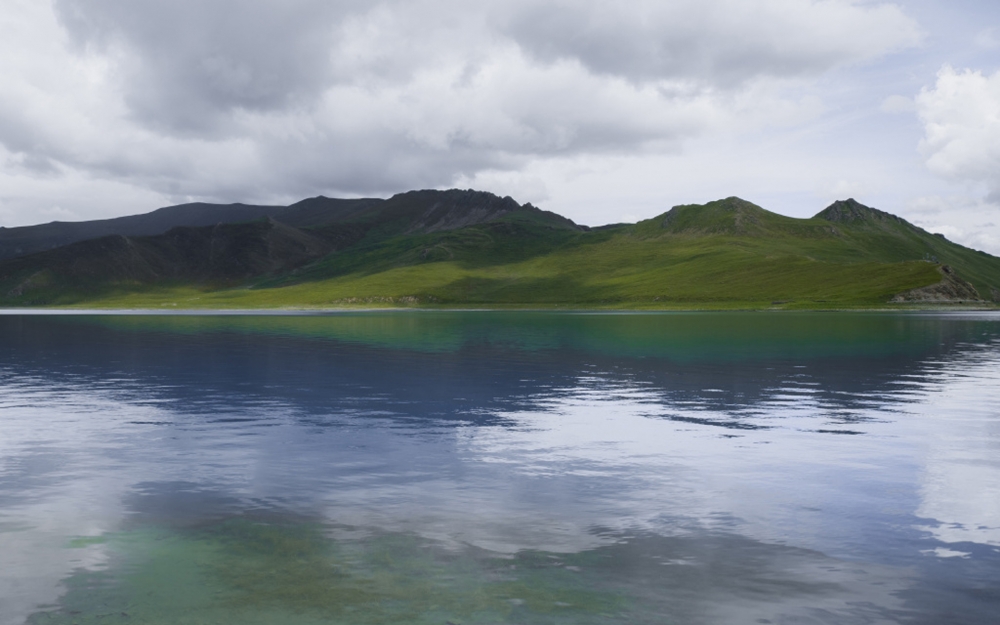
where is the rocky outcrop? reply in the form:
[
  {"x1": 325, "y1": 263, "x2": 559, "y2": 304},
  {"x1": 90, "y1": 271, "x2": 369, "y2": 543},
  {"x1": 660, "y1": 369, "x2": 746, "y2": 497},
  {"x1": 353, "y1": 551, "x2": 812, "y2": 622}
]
[
  {"x1": 388, "y1": 189, "x2": 579, "y2": 234},
  {"x1": 400, "y1": 190, "x2": 524, "y2": 233},
  {"x1": 817, "y1": 198, "x2": 906, "y2": 226},
  {"x1": 890, "y1": 265, "x2": 983, "y2": 303}
]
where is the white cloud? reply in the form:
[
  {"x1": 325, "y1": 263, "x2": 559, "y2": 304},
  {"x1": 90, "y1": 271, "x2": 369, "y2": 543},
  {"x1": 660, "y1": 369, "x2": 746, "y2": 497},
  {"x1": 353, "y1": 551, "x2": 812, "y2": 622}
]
[
  {"x1": 916, "y1": 66, "x2": 1000, "y2": 194},
  {"x1": 0, "y1": 0, "x2": 921, "y2": 220}
]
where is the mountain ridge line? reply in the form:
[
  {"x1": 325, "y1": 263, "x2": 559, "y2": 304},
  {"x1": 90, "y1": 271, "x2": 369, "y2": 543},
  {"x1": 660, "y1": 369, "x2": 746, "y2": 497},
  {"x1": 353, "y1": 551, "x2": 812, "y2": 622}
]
[{"x1": 0, "y1": 189, "x2": 996, "y2": 309}]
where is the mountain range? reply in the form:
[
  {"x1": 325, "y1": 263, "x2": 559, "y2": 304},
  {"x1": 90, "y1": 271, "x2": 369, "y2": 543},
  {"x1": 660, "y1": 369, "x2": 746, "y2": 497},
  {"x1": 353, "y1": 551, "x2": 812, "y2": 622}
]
[{"x1": 0, "y1": 189, "x2": 997, "y2": 309}]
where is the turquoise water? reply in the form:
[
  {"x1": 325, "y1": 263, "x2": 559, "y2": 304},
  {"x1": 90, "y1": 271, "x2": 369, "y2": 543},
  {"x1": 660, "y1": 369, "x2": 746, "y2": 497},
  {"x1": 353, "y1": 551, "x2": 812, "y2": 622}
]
[{"x1": 1, "y1": 311, "x2": 999, "y2": 624}]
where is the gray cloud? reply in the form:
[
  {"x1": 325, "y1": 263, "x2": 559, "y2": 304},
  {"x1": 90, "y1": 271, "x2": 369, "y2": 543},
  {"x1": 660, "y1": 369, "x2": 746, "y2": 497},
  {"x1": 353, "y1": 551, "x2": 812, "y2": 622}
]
[
  {"x1": 1, "y1": 0, "x2": 922, "y2": 207},
  {"x1": 54, "y1": 0, "x2": 364, "y2": 134},
  {"x1": 498, "y1": 0, "x2": 920, "y2": 85}
]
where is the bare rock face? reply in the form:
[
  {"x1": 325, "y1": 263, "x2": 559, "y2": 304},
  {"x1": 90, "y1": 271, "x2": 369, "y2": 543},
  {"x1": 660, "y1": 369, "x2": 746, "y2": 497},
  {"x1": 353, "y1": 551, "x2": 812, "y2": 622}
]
[{"x1": 890, "y1": 265, "x2": 984, "y2": 303}]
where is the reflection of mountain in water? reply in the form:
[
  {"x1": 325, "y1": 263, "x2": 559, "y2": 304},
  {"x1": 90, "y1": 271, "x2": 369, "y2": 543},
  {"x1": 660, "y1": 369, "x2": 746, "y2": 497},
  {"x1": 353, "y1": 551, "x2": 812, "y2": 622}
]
[{"x1": 0, "y1": 313, "x2": 997, "y2": 431}]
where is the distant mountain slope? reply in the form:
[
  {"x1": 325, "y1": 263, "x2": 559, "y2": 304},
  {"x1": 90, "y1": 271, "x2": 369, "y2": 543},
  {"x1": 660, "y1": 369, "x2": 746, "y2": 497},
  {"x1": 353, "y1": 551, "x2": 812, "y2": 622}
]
[
  {"x1": 275, "y1": 197, "x2": 381, "y2": 228},
  {"x1": 0, "y1": 189, "x2": 576, "y2": 305},
  {"x1": 0, "y1": 189, "x2": 573, "y2": 261},
  {"x1": 0, "y1": 202, "x2": 285, "y2": 261},
  {"x1": 248, "y1": 196, "x2": 999, "y2": 308},
  {"x1": 0, "y1": 219, "x2": 338, "y2": 301},
  {"x1": 337, "y1": 189, "x2": 579, "y2": 235},
  {"x1": 812, "y1": 198, "x2": 1000, "y2": 298},
  {"x1": 0, "y1": 193, "x2": 997, "y2": 309}
]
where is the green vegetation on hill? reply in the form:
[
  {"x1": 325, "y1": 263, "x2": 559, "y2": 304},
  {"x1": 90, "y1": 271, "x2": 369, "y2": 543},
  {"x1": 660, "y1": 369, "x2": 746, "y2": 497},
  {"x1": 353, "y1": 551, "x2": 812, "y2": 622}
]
[{"x1": 0, "y1": 192, "x2": 997, "y2": 309}]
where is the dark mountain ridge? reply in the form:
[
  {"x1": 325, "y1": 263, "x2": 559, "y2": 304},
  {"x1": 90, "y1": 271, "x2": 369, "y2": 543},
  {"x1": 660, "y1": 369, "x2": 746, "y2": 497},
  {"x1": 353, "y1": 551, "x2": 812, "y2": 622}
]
[
  {"x1": 0, "y1": 189, "x2": 569, "y2": 261},
  {"x1": 2, "y1": 219, "x2": 339, "y2": 297},
  {"x1": 0, "y1": 202, "x2": 285, "y2": 261},
  {"x1": 0, "y1": 189, "x2": 578, "y2": 303}
]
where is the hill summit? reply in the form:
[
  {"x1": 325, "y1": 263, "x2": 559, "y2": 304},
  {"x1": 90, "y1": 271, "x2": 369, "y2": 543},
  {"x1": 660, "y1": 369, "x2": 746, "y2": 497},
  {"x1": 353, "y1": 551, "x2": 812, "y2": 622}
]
[
  {"x1": 657, "y1": 197, "x2": 775, "y2": 236},
  {"x1": 817, "y1": 198, "x2": 906, "y2": 225}
]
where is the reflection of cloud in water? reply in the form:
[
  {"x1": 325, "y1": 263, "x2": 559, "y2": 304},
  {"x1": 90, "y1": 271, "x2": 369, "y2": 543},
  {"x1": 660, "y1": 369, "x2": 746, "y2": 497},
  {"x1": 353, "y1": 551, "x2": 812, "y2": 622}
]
[
  {"x1": 915, "y1": 345, "x2": 1000, "y2": 547},
  {"x1": 27, "y1": 490, "x2": 914, "y2": 625},
  {"x1": 454, "y1": 387, "x2": 922, "y2": 557},
  {"x1": 0, "y1": 524, "x2": 111, "y2": 625},
  {"x1": 0, "y1": 390, "x2": 130, "y2": 625}
]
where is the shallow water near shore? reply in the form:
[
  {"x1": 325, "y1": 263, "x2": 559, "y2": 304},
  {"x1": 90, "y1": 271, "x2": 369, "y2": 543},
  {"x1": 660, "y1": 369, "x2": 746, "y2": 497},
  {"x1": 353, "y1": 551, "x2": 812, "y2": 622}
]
[{"x1": 2, "y1": 311, "x2": 999, "y2": 624}]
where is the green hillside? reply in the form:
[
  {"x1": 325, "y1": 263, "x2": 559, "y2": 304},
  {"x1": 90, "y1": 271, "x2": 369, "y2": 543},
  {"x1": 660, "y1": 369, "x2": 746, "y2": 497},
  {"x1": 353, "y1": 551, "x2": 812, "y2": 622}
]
[{"x1": 0, "y1": 193, "x2": 997, "y2": 310}]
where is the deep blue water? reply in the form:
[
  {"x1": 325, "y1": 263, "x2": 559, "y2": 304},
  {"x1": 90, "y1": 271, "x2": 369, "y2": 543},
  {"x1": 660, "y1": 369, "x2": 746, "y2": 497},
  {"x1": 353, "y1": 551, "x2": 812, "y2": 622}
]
[{"x1": 0, "y1": 311, "x2": 999, "y2": 624}]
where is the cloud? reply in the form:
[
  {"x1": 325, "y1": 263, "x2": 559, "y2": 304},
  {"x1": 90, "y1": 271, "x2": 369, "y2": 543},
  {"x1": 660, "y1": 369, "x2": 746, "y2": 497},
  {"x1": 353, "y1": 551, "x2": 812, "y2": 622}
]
[
  {"x1": 500, "y1": 0, "x2": 920, "y2": 85},
  {"x1": 53, "y1": 0, "x2": 361, "y2": 134},
  {"x1": 0, "y1": 0, "x2": 921, "y2": 208},
  {"x1": 917, "y1": 66, "x2": 1000, "y2": 196}
]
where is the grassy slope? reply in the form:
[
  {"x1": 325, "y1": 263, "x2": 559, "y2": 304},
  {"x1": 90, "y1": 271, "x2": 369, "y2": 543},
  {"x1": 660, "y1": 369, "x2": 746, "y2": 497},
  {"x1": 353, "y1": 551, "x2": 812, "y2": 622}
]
[
  {"x1": 11, "y1": 196, "x2": 994, "y2": 310},
  {"x1": 70, "y1": 231, "x2": 940, "y2": 308}
]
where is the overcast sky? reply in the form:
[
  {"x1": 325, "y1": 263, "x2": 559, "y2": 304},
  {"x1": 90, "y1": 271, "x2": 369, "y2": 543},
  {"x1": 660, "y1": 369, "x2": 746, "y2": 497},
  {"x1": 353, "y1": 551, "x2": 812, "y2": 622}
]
[{"x1": 1, "y1": 0, "x2": 999, "y2": 252}]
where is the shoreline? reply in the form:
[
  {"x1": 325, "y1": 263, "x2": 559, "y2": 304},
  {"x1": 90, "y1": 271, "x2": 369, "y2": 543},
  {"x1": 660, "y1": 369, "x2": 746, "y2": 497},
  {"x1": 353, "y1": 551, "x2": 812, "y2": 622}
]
[{"x1": 1, "y1": 304, "x2": 998, "y2": 316}]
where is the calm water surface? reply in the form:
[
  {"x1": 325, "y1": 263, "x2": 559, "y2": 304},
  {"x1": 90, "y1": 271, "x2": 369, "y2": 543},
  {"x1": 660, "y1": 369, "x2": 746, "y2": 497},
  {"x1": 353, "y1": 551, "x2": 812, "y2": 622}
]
[{"x1": 1, "y1": 311, "x2": 999, "y2": 624}]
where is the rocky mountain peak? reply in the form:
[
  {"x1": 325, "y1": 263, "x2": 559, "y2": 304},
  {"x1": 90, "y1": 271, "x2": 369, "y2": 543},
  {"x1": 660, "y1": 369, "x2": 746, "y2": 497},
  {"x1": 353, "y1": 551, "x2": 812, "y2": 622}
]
[{"x1": 817, "y1": 199, "x2": 903, "y2": 225}]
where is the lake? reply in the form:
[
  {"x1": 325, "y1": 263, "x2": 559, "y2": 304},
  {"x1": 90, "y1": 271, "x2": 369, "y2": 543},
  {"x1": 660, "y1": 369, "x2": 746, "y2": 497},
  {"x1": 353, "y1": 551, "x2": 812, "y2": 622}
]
[{"x1": 1, "y1": 311, "x2": 999, "y2": 624}]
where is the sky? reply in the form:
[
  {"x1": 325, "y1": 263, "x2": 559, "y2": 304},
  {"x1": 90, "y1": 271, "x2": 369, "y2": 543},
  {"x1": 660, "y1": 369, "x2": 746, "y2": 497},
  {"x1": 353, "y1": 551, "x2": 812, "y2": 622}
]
[{"x1": 1, "y1": 0, "x2": 999, "y2": 253}]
